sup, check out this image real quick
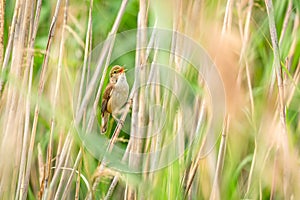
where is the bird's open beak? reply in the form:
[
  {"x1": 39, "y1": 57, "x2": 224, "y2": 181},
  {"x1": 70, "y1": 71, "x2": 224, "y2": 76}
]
[{"x1": 120, "y1": 67, "x2": 128, "y2": 73}]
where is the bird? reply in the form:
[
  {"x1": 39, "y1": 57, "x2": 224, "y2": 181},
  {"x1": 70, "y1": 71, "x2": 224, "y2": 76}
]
[{"x1": 101, "y1": 65, "x2": 129, "y2": 133}]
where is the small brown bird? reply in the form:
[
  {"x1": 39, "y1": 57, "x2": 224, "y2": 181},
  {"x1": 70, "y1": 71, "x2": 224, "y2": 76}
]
[{"x1": 101, "y1": 65, "x2": 129, "y2": 133}]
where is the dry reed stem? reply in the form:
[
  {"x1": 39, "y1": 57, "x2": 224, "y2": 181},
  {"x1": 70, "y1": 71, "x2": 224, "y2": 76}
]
[
  {"x1": 2, "y1": 0, "x2": 26, "y2": 144},
  {"x1": 279, "y1": 0, "x2": 293, "y2": 46},
  {"x1": 55, "y1": 130, "x2": 64, "y2": 169},
  {"x1": 245, "y1": 138, "x2": 257, "y2": 196},
  {"x1": 268, "y1": 0, "x2": 293, "y2": 99},
  {"x1": 210, "y1": 115, "x2": 230, "y2": 200},
  {"x1": 237, "y1": 0, "x2": 253, "y2": 92},
  {"x1": 46, "y1": 133, "x2": 73, "y2": 199},
  {"x1": 183, "y1": 99, "x2": 207, "y2": 197},
  {"x1": 41, "y1": 0, "x2": 69, "y2": 198},
  {"x1": 168, "y1": 0, "x2": 181, "y2": 67},
  {"x1": 104, "y1": 140, "x2": 132, "y2": 200},
  {"x1": 50, "y1": 134, "x2": 72, "y2": 200},
  {"x1": 143, "y1": 35, "x2": 159, "y2": 175},
  {"x1": 0, "y1": 0, "x2": 20, "y2": 95},
  {"x1": 240, "y1": 0, "x2": 254, "y2": 116},
  {"x1": 287, "y1": 13, "x2": 298, "y2": 59},
  {"x1": 263, "y1": 30, "x2": 299, "y2": 198},
  {"x1": 281, "y1": 14, "x2": 298, "y2": 106},
  {"x1": 51, "y1": 166, "x2": 90, "y2": 193},
  {"x1": 236, "y1": 1, "x2": 257, "y2": 195},
  {"x1": 75, "y1": 157, "x2": 82, "y2": 200},
  {"x1": 49, "y1": 134, "x2": 72, "y2": 199},
  {"x1": 245, "y1": 61, "x2": 254, "y2": 115},
  {"x1": 68, "y1": 13, "x2": 84, "y2": 33},
  {"x1": 186, "y1": 134, "x2": 220, "y2": 196},
  {"x1": 240, "y1": 0, "x2": 253, "y2": 59},
  {"x1": 76, "y1": 0, "x2": 93, "y2": 115},
  {"x1": 150, "y1": 59, "x2": 162, "y2": 172},
  {"x1": 129, "y1": 0, "x2": 148, "y2": 165},
  {"x1": 142, "y1": 32, "x2": 159, "y2": 181},
  {"x1": 2, "y1": 12, "x2": 21, "y2": 154},
  {"x1": 270, "y1": 146, "x2": 279, "y2": 199},
  {"x1": 60, "y1": 150, "x2": 82, "y2": 200},
  {"x1": 0, "y1": 0, "x2": 31, "y2": 198},
  {"x1": 174, "y1": 0, "x2": 185, "y2": 165},
  {"x1": 221, "y1": 0, "x2": 233, "y2": 35},
  {"x1": 127, "y1": 0, "x2": 148, "y2": 199},
  {"x1": 258, "y1": 140, "x2": 275, "y2": 200},
  {"x1": 55, "y1": 151, "x2": 78, "y2": 199},
  {"x1": 21, "y1": 0, "x2": 63, "y2": 198},
  {"x1": 0, "y1": 0, "x2": 4, "y2": 67},
  {"x1": 265, "y1": 0, "x2": 289, "y2": 198},
  {"x1": 64, "y1": 25, "x2": 85, "y2": 48},
  {"x1": 266, "y1": 5, "x2": 298, "y2": 154},
  {"x1": 75, "y1": 159, "x2": 82, "y2": 200},
  {"x1": 86, "y1": 24, "x2": 93, "y2": 94},
  {"x1": 287, "y1": 62, "x2": 300, "y2": 106},
  {"x1": 37, "y1": 143, "x2": 44, "y2": 185},
  {"x1": 182, "y1": 95, "x2": 206, "y2": 199},
  {"x1": 7, "y1": 0, "x2": 31, "y2": 197},
  {"x1": 169, "y1": 3, "x2": 187, "y2": 184},
  {"x1": 15, "y1": 0, "x2": 42, "y2": 198},
  {"x1": 104, "y1": 177, "x2": 120, "y2": 200}
]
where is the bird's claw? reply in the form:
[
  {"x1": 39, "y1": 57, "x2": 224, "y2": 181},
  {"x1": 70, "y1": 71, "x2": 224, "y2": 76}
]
[{"x1": 118, "y1": 119, "x2": 124, "y2": 126}]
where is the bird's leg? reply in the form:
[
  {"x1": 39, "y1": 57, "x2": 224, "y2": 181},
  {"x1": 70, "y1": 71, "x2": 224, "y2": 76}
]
[
  {"x1": 112, "y1": 113, "x2": 124, "y2": 126},
  {"x1": 112, "y1": 107, "x2": 128, "y2": 126}
]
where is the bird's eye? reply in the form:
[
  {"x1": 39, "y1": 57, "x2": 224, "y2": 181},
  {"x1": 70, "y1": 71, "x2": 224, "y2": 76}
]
[{"x1": 113, "y1": 70, "x2": 117, "y2": 74}]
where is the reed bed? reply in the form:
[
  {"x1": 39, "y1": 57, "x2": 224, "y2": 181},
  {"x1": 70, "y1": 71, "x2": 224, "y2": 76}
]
[{"x1": 0, "y1": 0, "x2": 299, "y2": 199}]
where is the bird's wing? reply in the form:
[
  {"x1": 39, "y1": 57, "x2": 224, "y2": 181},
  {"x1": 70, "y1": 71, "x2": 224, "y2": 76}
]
[{"x1": 101, "y1": 83, "x2": 114, "y2": 116}]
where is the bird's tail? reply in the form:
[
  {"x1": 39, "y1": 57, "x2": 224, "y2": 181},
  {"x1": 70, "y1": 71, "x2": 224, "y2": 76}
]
[{"x1": 101, "y1": 112, "x2": 110, "y2": 133}]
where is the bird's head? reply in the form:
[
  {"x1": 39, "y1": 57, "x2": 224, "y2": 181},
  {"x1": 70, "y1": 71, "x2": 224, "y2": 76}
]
[{"x1": 109, "y1": 65, "x2": 126, "y2": 83}]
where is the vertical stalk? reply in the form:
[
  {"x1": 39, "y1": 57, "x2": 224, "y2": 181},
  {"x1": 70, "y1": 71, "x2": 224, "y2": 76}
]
[
  {"x1": 41, "y1": 0, "x2": 69, "y2": 197},
  {"x1": 210, "y1": 116, "x2": 230, "y2": 200},
  {"x1": 21, "y1": 0, "x2": 63, "y2": 199},
  {"x1": 0, "y1": 0, "x2": 31, "y2": 198},
  {"x1": 16, "y1": 0, "x2": 43, "y2": 198},
  {"x1": 0, "y1": 0, "x2": 5, "y2": 68},
  {"x1": 264, "y1": 0, "x2": 289, "y2": 198},
  {"x1": 127, "y1": 0, "x2": 148, "y2": 199},
  {"x1": 76, "y1": 0, "x2": 94, "y2": 116},
  {"x1": 0, "y1": 0, "x2": 20, "y2": 95},
  {"x1": 221, "y1": 0, "x2": 233, "y2": 35}
]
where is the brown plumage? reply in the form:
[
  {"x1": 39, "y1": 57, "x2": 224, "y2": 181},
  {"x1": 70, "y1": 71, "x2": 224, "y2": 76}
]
[{"x1": 101, "y1": 83, "x2": 114, "y2": 114}]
